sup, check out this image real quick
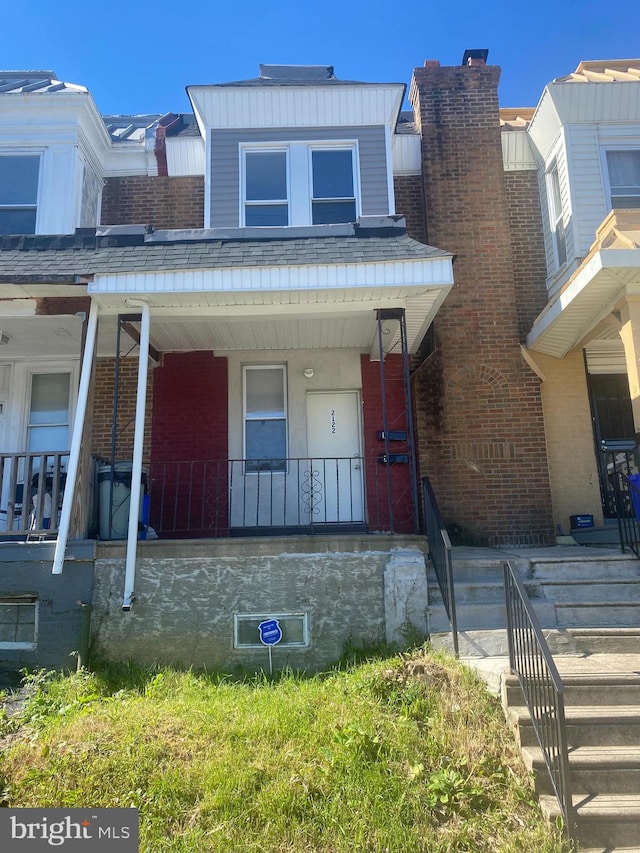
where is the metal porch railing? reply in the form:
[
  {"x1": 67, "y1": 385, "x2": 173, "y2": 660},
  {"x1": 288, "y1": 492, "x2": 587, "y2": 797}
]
[
  {"x1": 147, "y1": 456, "x2": 416, "y2": 538},
  {"x1": 0, "y1": 452, "x2": 69, "y2": 537},
  {"x1": 422, "y1": 475, "x2": 458, "y2": 657},
  {"x1": 503, "y1": 559, "x2": 575, "y2": 840},
  {"x1": 601, "y1": 439, "x2": 640, "y2": 557}
]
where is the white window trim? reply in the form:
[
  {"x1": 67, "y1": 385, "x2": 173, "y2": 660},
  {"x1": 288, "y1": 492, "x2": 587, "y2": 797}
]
[
  {"x1": 239, "y1": 140, "x2": 360, "y2": 227},
  {"x1": 307, "y1": 145, "x2": 359, "y2": 225},
  {"x1": 20, "y1": 362, "x2": 79, "y2": 456},
  {"x1": 242, "y1": 363, "x2": 288, "y2": 473},
  {"x1": 233, "y1": 612, "x2": 309, "y2": 649},
  {"x1": 0, "y1": 151, "x2": 43, "y2": 235},
  {"x1": 546, "y1": 160, "x2": 567, "y2": 269},
  {"x1": 0, "y1": 596, "x2": 38, "y2": 650},
  {"x1": 601, "y1": 146, "x2": 640, "y2": 210},
  {"x1": 242, "y1": 147, "x2": 290, "y2": 226}
]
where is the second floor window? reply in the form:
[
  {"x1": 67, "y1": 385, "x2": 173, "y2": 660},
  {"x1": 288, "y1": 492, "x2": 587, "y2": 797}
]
[
  {"x1": 0, "y1": 155, "x2": 39, "y2": 235},
  {"x1": 606, "y1": 150, "x2": 640, "y2": 208},
  {"x1": 547, "y1": 162, "x2": 567, "y2": 268},
  {"x1": 242, "y1": 143, "x2": 358, "y2": 227}
]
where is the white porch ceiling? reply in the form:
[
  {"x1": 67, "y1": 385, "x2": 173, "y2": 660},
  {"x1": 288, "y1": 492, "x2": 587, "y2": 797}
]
[{"x1": 527, "y1": 249, "x2": 640, "y2": 358}]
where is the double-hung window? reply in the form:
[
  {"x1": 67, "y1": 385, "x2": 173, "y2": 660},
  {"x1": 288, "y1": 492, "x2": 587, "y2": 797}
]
[
  {"x1": 243, "y1": 365, "x2": 287, "y2": 472},
  {"x1": 242, "y1": 143, "x2": 358, "y2": 226},
  {"x1": 244, "y1": 150, "x2": 289, "y2": 226},
  {"x1": 27, "y1": 373, "x2": 71, "y2": 453},
  {"x1": 606, "y1": 150, "x2": 640, "y2": 208},
  {"x1": 546, "y1": 162, "x2": 567, "y2": 268},
  {"x1": 0, "y1": 154, "x2": 40, "y2": 235}
]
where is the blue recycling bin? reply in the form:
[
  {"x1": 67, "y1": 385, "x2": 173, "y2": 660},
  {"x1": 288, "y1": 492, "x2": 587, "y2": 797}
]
[{"x1": 628, "y1": 472, "x2": 640, "y2": 520}]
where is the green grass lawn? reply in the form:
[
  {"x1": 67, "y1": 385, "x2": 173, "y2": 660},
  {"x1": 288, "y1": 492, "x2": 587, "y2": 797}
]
[{"x1": 0, "y1": 648, "x2": 569, "y2": 852}]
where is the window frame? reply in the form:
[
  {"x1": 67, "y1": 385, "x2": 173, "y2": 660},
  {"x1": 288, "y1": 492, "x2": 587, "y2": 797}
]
[
  {"x1": 0, "y1": 152, "x2": 42, "y2": 236},
  {"x1": 546, "y1": 160, "x2": 567, "y2": 269},
  {"x1": 0, "y1": 595, "x2": 38, "y2": 650},
  {"x1": 240, "y1": 141, "x2": 360, "y2": 227},
  {"x1": 242, "y1": 147, "x2": 290, "y2": 227},
  {"x1": 242, "y1": 364, "x2": 288, "y2": 473},
  {"x1": 233, "y1": 612, "x2": 309, "y2": 649},
  {"x1": 603, "y1": 148, "x2": 640, "y2": 210},
  {"x1": 309, "y1": 146, "x2": 358, "y2": 225},
  {"x1": 25, "y1": 369, "x2": 73, "y2": 455}
]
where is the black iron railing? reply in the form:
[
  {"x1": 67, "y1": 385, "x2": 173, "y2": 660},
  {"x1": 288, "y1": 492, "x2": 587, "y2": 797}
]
[
  {"x1": 422, "y1": 476, "x2": 458, "y2": 657},
  {"x1": 0, "y1": 452, "x2": 69, "y2": 537},
  {"x1": 503, "y1": 559, "x2": 575, "y2": 840},
  {"x1": 601, "y1": 440, "x2": 640, "y2": 556},
  {"x1": 147, "y1": 456, "x2": 415, "y2": 538}
]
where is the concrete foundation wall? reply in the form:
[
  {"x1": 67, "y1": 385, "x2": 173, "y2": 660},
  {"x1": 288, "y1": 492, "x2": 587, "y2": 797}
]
[
  {"x1": 0, "y1": 542, "x2": 95, "y2": 669},
  {"x1": 92, "y1": 537, "x2": 427, "y2": 672}
]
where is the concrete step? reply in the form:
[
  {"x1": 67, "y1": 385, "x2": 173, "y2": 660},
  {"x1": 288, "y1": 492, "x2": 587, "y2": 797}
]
[
  {"x1": 522, "y1": 744, "x2": 640, "y2": 794},
  {"x1": 530, "y1": 558, "x2": 640, "y2": 582},
  {"x1": 504, "y1": 673, "x2": 640, "y2": 707},
  {"x1": 430, "y1": 627, "x2": 580, "y2": 659},
  {"x1": 568, "y1": 628, "x2": 640, "y2": 654},
  {"x1": 541, "y1": 579, "x2": 640, "y2": 603},
  {"x1": 540, "y1": 793, "x2": 640, "y2": 848},
  {"x1": 508, "y1": 705, "x2": 640, "y2": 748},
  {"x1": 428, "y1": 599, "x2": 557, "y2": 633},
  {"x1": 556, "y1": 602, "x2": 640, "y2": 628}
]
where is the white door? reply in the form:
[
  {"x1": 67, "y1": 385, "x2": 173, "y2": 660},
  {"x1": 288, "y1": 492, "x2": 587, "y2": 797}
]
[{"x1": 306, "y1": 391, "x2": 364, "y2": 523}]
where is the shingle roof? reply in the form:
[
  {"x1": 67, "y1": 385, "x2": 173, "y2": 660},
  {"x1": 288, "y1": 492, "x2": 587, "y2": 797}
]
[
  {"x1": 0, "y1": 71, "x2": 87, "y2": 95},
  {"x1": 0, "y1": 222, "x2": 449, "y2": 283},
  {"x1": 555, "y1": 59, "x2": 640, "y2": 83},
  {"x1": 499, "y1": 108, "x2": 535, "y2": 130}
]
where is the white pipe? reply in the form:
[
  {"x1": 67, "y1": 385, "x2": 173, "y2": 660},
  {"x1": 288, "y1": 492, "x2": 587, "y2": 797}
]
[
  {"x1": 122, "y1": 301, "x2": 150, "y2": 610},
  {"x1": 53, "y1": 302, "x2": 99, "y2": 575}
]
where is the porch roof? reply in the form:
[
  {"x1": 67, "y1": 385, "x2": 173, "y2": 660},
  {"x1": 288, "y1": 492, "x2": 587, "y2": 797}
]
[
  {"x1": 526, "y1": 210, "x2": 640, "y2": 358},
  {"x1": 0, "y1": 219, "x2": 449, "y2": 283}
]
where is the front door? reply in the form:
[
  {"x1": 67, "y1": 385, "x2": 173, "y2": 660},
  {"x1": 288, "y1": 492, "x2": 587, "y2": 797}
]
[{"x1": 306, "y1": 391, "x2": 364, "y2": 524}]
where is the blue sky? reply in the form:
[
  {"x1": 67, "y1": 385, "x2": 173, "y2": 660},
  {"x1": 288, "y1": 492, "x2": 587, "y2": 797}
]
[{"x1": 5, "y1": 1, "x2": 640, "y2": 117}]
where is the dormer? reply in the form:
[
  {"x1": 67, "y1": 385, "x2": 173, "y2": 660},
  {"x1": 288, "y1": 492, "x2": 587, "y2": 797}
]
[
  {"x1": 527, "y1": 59, "x2": 640, "y2": 298},
  {"x1": 0, "y1": 71, "x2": 111, "y2": 235},
  {"x1": 187, "y1": 65, "x2": 405, "y2": 229}
]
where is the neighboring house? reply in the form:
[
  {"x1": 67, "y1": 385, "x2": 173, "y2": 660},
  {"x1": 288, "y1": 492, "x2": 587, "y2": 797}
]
[{"x1": 0, "y1": 56, "x2": 636, "y2": 671}]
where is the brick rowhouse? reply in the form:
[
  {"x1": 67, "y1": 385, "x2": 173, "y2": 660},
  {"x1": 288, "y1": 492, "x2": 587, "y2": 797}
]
[{"x1": 408, "y1": 59, "x2": 554, "y2": 545}]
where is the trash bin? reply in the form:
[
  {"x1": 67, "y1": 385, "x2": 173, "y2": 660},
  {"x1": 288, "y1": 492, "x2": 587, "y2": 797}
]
[
  {"x1": 629, "y1": 473, "x2": 640, "y2": 520},
  {"x1": 98, "y1": 462, "x2": 148, "y2": 540}
]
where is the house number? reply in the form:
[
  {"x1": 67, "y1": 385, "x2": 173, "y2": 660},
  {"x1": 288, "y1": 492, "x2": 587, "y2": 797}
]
[{"x1": 330, "y1": 409, "x2": 336, "y2": 434}]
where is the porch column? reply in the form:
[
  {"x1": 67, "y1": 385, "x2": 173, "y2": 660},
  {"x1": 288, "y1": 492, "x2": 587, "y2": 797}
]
[
  {"x1": 123, "y1": 301, "x2": 150, "y2": 610},
  {"x1": 619, "y1": 296, "x2": 640, "y2": 433},
  {"x1": 52, "y1": 301, "x2": 99, "y2": 575}
]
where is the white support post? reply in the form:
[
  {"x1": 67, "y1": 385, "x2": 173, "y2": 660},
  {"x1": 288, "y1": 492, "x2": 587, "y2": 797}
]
[
  {"x1": 122, "y1": 302, "x2": 150, "y2": 610},
  {"x1": 52, "y1": 302, "x2": 99, "y2": 575}
]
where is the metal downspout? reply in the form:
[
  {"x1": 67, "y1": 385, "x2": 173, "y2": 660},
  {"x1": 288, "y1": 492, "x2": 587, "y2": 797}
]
[
  {"x1": 398, "y1": 309, "x2": 420, "y2": 533},
  {"x1": 122, "y1": 302, "x2": 150, "y2": 610},
  {"x1": 52, "y1": 302, "x2": 99, "y2": 575}
]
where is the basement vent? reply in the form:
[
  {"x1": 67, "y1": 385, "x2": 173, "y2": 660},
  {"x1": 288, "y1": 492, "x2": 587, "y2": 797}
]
[
  {"x1": 234, "y1": 613, "x2": 309, "y2": 649},
  {"x1": 0, "y1": 595, "x2": 38, "y2": 649}
]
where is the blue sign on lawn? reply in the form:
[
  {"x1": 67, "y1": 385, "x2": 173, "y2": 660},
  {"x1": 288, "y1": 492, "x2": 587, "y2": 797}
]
[{"x1": 258, "y1": 618, "x2": 283, "y2": 646}]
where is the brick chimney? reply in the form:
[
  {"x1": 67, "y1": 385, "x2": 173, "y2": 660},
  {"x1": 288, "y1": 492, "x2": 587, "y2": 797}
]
[{"x1": 408, "y1": 57, "x2": 554, "y2": 546}]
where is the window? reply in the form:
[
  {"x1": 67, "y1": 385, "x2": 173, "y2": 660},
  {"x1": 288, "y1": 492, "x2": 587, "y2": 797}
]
[
  {"x1": 0, "y1": 155, "x2": 39, "y2": 235},
  {"x1": 0, "y1": 596, "x2": 38, "y2": 649},
  {"x1": 242, "y1": 143, "x2": 358, "y2": 226},
  {"x1": 311, "y1": 149, "x2": 356, "y2": 224},
  {"x1": 243, "y1": 365, "x2": 287, "y2": 472},
  {"x1": 244, "y1": 150, "x2": 289, "y2": 226},
  {"x1": 234, "y1": 613, "x2": 308, "y2": 648},
  {"x1": 606, "y1": 150, "x2": 640, "y2": 208},
  {"x1": 27, "y1": 373, "x2": 71, "y2": 453},
  {"x1": 547, "y1": 162, "x2": 567, "y2": 267}
]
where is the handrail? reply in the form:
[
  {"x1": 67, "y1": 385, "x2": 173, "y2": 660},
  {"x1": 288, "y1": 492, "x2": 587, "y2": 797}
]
[
  {"x1": 422, "y1": 476, "x2": 458, "y2": 657},
  {"x1": 503, "y1": 559, "x2": 575, "y2": 840},
  {"x1": 0, "y1": 452, "x2": 69, "y2": 537}
]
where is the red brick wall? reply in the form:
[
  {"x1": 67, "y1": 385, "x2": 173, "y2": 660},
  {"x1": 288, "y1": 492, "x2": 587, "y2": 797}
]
[
  {"x1": 361, "y1": 354, "x2": 414, "y2": 533},
  {"x1": 410, "y1": 64, "x2": 554, "y2": 546},
  {"x1": 91, "y1": 358, "x2": 153, "y2": 463},
  {"x1": 150, "y1": 352, "x2": 228, "y2": 536},
  {"x1": 101, "y1": 176, "x2": 205, "y2": 229},
  {"x1": 504, "y1": 169, "x2": 550, "y2": 337},
  {"x1": 394, "y1": 175, "x2": 426, "y2": 241}
]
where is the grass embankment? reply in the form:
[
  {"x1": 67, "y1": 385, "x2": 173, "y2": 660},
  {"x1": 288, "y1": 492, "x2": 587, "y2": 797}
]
[{"x1": 0, "y1": 649, "x2": 568, "y2": 852}]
